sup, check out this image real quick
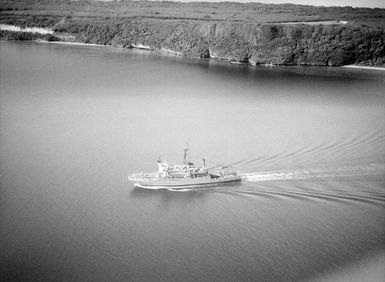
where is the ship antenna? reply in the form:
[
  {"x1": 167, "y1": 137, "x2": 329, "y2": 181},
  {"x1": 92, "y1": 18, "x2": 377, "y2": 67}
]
[{"x1": 183, "y1": 143, "x2": 189, "y2": 164}]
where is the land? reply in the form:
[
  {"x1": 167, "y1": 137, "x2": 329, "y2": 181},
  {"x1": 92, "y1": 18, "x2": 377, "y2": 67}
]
[{"x1": 1, "y1": 0, "x2": 384, "y2": 67}]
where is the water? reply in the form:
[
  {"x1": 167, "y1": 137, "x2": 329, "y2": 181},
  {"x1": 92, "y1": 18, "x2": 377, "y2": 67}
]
[{"x1": 0, "y1": 41, "x2": 384, "y2": 281}]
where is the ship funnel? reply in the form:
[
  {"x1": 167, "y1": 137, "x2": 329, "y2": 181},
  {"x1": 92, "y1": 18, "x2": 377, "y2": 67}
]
[{"x1": 202, "y1": 158, "x2": 206, "y2": 169}]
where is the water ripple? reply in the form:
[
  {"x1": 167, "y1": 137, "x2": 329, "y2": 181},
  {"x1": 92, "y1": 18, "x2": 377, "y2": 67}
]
[{"x1": 234, "y1": 128, "x2": 384, "y2": 172}]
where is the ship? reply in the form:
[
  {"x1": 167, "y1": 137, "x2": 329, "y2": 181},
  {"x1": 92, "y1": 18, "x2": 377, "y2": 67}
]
[{"x1": 128, "y1": 146, "x2": 241, "y2": 189}]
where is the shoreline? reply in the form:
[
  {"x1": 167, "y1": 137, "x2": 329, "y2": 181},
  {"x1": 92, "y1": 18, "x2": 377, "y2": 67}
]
[
  {"x1": 39, "y1": 40, "x2": 385, "y2": 71},
  {"x1": 3, "y1": 38, "x2": 385, "y2": 71},
  {"x1": 1, "y1": 18, "x2": 384, "y2": 69},
  {"x1": 36, "y1": 40, "x2": 108, "y2": 48}
]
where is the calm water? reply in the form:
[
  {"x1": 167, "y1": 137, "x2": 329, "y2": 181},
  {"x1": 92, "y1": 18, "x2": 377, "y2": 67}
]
[{"x1": 0, "y1": 41, "x2": 384, "y2": 281}]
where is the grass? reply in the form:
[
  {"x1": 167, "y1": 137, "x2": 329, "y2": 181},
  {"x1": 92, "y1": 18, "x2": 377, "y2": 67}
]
[{"x1": 0, "y1": 0, "x2": 384, "y2": 28}]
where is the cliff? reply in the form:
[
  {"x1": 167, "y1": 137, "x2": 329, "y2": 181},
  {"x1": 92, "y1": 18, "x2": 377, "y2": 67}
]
[
  {"x1": 49, "y1": 20, "x2": 384, "y2": 66},
  {"x1": 1, "y1": 0, "x2": 384, "y2": 67}
]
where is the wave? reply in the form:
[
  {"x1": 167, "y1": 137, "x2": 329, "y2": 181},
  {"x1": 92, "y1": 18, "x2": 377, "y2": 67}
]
[
  {"x1": 234, "y1": 188, "x2": 385, "y2": 205},
  {"x1": 229, "y1": 128, "x2": 385, "y2": 173}
]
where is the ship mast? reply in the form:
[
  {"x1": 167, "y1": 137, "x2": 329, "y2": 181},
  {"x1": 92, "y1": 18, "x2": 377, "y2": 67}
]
[{"x1": 183, "y1": 143, "x2": 189, "y2": 165}]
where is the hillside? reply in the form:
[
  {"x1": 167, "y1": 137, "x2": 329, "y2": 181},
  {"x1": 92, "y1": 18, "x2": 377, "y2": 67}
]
[{"x1": 1, "y1": 0, "x2": 384, "y2": 66}]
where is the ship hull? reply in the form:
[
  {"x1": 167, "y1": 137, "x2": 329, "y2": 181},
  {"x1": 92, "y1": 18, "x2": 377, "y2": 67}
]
[{"x1": 133, "y1": 175, "x2": 241, "y2": 189}]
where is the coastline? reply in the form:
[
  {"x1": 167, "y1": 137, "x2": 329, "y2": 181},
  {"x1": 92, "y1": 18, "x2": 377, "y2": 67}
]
[
  {"x1": 36, "y1": 39, "x2": 385, "y2": 71},
  {"x1": 2, "y1": 19, "x2": 385, "y2": 69},
  {"x1": 36, "y1": 40, "x2": 107, "y2": 48},
  {"x1": 17, "y1": 39, "x2": 385, "y2": 71},
  {"x1": 2, "y1": 35, "x2": 385, "y2": 72}
]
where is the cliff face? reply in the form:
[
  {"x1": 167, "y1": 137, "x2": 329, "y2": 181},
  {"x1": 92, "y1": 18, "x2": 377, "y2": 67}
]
[{"x1": 51, "y1": 20, "x2": 385, "y2": 67}]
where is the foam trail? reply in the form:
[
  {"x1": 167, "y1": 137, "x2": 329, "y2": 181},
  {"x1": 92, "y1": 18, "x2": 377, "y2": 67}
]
[
  {"x1": 241, "y1": 163, "x2": 384, "y2": 182},
  {"x1": 241, "y1": 170, "x2": 310, "y2": 182},
  {"x1": 167, "y1": 188, "x2": 192, "y2": 192}
]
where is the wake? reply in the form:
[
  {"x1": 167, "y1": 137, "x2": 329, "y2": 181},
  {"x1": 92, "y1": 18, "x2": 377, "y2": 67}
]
[
  {"x1": 240, "y1": 163, "x2": 384, "y2": 182},
  {"x1": 226, "y1": 163, "x2": 385, "y2": 206}
]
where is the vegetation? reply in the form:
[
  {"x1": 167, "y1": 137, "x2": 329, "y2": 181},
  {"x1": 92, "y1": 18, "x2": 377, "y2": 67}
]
[
  {"x1": 1, "y1": 0, "x2": 384, "y2": 28},
  {"x1": 0, "y1": 29, "x2": 58, "y2": 41},
  {"x1": 1, "y1": 0, "x2": 384, "y2": 66}
]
